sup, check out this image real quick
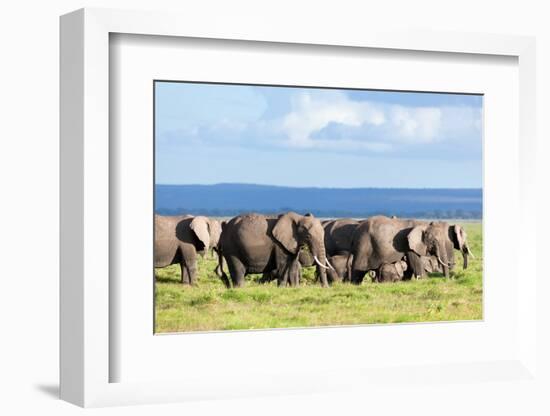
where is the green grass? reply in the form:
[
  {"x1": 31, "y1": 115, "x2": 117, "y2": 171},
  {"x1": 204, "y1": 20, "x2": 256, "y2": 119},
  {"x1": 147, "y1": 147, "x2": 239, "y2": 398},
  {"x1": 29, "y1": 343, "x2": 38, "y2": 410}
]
[{"x1": 155, "y1": 222, "x2": 483, "y2": 333}]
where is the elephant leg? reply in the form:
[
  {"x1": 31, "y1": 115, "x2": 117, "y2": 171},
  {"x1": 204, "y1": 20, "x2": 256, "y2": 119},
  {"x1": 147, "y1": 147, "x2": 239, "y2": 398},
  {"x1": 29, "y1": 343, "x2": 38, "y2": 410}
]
[
  {"x1": 344, "y1": 254, "x2": 354, "y2": 283},
  {"x1": 288, "y1": 260, "x2": 301, "y2": 287},
  {"x1": 227, "y1": 256, "x2": 246, "y2": 288},
  {"x1": 178, "y1": 245, "x2": 199, "y2": 286},
  {"x1": 187, "y1": 260, "x2": 198, "y2": 286},
  {"x1": 288, "y1": 274, "x2": 296, "y2": 287},
  {"x1": 276, "y1": 263, "x2": 291, "y2": 287},
  {"x1": 274, "y1": 248, "x2": 291, "y2": 287},
  {"x1": 407, "y1": 252, "x2": 425, "y2": 279},
  {"x1": 259, "y1": 272, "x2": 271, "y2": 284},
  {"x1": 179, "y1": 261, "x2": 190, "y2": 285},
  {"x1": 351, "y1": 269, "x2": 366, "y2": 285},
  {"x1": 350, "y1": 255, "x2": 367, "y2": 284},
  {"x1": 277, "y1": 273, "x2": 289, "y2": 287},
  {"x1": 402, "y1": 265, "x2": 414, "y2": 281}
]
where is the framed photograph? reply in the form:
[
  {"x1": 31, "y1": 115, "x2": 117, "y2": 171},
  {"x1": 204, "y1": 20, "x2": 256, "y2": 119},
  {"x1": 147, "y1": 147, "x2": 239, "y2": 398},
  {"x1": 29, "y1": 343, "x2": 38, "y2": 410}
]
[
  {"x1": 152, "y1": 80, "x2": 483, "y2": 334},
  {"x1": 60, "y1": 8, "x2": 538, "y2": 408}
]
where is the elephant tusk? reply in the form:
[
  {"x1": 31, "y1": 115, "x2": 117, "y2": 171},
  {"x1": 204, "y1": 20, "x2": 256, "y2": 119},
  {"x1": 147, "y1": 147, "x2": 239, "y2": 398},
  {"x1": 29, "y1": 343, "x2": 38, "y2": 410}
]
[
  {"x1": 436, "y1": 255, "x2": 448, "y2": 268},
  {"x1": 325, "y1": 258, "x2": 336, "y2": 271},
  {"x1": 314, "y1": 256, "x2": 330, "y2": 270},
  {"x1": 466, "y1": 246, "x2": 475, "y2": 259}
]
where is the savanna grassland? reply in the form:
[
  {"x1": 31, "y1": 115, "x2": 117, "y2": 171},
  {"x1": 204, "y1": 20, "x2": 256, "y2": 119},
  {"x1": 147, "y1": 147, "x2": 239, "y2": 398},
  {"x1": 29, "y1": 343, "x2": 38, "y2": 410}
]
[{"x1": 155, "y1": 222, "x2": 482, "y2": 333}]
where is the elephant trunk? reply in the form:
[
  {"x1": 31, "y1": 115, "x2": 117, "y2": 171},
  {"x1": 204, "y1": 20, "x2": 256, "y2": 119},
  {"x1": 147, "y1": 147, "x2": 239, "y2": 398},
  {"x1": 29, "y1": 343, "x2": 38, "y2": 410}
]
[
  {"x1": 311, "y1": 241, "x2": 329, "y2": 288},
  {"x1": 462, "y1": 243, "x2": 474, "y2": 269},
  {"x1": 436, "y1": 243, "x2": 450, "y2": 278}
]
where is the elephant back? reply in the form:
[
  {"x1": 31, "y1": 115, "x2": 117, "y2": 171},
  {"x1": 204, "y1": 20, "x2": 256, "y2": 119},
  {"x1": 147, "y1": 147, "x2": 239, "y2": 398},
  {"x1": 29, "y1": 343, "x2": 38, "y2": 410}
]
[
  {"x1": 219, "y1": 213, "x2": 271, "y2": 252},
  {"x1": 324, "y1": 218, "x2": 360, "y2": 255},
  {"x1": 154, "y1": 215, "x2": 190, "y2": 267}
]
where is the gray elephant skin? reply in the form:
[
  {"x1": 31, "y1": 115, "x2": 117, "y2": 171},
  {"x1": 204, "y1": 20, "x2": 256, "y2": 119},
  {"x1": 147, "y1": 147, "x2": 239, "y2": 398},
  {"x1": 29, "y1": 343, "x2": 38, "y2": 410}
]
[
  {"x1": 154, "y1": 214, "x2": 222, "y2": 285},
  {"x1": 350, "y1": 215, "x2": 473, "y2": 284},
  {"x1": 258, "y1": 249, "x2": 314, "y2": 285},
  {"x1": 322, "y1": 218, "x2": 362, "y2": 282},
  {"x1": 374, "y1": 260, "x2": 408, "y2": 282},
  {"x1": 371, "y1": 255, "x2": 442, "y2": 283},
  {"x1": 322, "y1": 218, "x2": 441, "y2": 283},
  {"x1": 218, "y1": 212, "x2": 332, "y2": 288}
]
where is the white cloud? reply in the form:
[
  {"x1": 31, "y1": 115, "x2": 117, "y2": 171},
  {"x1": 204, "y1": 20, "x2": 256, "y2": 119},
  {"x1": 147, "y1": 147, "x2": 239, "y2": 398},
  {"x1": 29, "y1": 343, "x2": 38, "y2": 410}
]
[
  {"x1": 274, "y1": 91, "x2": 480, "y2": 152},
  {"x1": 390, "y1": 106, "x2": 442, "y2": 142},
  {"x1": 307, "y1": 139, "x2": 393, "y2": 152},
  {"x1": 281, "y1": 91, "x2": 386, "y2": 148},
  {"x1": 158, "y1": 87, "x2": 482, "y2": 156}
]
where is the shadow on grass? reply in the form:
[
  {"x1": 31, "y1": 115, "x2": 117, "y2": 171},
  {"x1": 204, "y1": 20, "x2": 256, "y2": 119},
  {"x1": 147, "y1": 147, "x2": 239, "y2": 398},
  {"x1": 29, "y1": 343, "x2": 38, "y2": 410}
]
[
  {"x1": 155, "y1": 275, "x2": 181, "y2": 284},
  {"x1": 427, "y1": 272, "x2": 445, "y2": 279}
]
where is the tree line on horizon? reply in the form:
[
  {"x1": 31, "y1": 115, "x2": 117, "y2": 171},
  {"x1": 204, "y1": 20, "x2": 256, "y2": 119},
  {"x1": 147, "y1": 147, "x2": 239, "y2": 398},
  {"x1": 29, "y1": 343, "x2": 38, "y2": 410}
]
[{"x1": 155, "y1": 207, "x2": 482, "y2": 220}]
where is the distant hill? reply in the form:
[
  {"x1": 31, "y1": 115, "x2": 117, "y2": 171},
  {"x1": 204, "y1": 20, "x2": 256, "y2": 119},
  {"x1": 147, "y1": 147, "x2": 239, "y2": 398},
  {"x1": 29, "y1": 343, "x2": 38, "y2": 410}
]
[{"x1": 155, "y1": 183, "x2": 482, "y2": 219}]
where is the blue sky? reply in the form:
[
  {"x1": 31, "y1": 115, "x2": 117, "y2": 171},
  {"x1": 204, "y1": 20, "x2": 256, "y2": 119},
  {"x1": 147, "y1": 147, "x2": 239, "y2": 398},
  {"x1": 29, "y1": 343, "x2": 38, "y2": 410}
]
[{"x1": 155, "y1": 82, "x2": 482, "y2": 188}]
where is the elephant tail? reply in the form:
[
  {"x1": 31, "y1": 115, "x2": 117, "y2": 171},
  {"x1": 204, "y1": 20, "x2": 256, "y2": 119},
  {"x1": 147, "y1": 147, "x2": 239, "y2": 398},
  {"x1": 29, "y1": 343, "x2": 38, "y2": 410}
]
[
  {"x1": 345, "y1": 253, "x2": 354, "y2": 282},
  {"x1": 214, "y1": 248, "x2": 231, "y2": 288}
]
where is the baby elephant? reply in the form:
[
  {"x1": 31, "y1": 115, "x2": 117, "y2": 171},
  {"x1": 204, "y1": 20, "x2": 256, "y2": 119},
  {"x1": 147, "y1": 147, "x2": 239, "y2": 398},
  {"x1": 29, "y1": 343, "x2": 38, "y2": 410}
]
[
  {"x1": 404, "y1": 255, "x2": 442, "y2": 280},
  {"x1": 258, "y1": 249, "x2": 313, "y2": 286},
  {"x1": 371, "y1": 255, "x2": 443, "y2": 283},
  {"x1": 326, "y1": 254, "x2": 350, "y2": 283},
  {"x1": 372, "y1": 260, "x2": 408, "y2": 283},
  {"x1": 421, "y1": 255, "x2": 441, "y2": 275}
]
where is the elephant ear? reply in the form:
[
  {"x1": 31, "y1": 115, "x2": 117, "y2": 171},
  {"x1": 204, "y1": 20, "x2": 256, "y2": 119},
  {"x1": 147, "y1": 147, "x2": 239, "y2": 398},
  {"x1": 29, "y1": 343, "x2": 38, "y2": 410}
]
[
  {"x1": 190, "y1": 216, "x2": 210, "y2": 250},
  {"x1": 208, "y1": 219, "x2": 223, "y2": 248},
  {"x1": 272, "y1": 213, "x2": 299, "y2": 254},
  {"x1": 395, "y1": 261, "x2": 405, "y2": 277},
  {"x1": 407, "y1": 225, "x2": 428, "y2": 256},
  {"x1": 451, "y1": 225, "x2": 467, "y2": 251}
]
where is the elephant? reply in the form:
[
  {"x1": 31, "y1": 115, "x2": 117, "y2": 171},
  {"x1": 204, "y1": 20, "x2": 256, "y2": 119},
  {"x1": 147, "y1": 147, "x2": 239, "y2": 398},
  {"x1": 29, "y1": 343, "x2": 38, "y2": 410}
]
[
  {"x1": 420, "y1": 255, "x2": 442, "y2": 275},
  {"x1": 372, "y1": 255, "x2": 443, "y2": 283},
  {"x1": 257, "y1": 249, "x2": 314, "y2": 285},
  {"x1": 350, "y1": 215, "x2": 473, "y2": 284},
  {"x1": 217, "y1": 212, "x2": 333, "y2": 288},
  {"x1": 322, "y1": 253, "x2": 350, "y2": 283},
  {"x1": 372, "y1": 260, "x2": 408, "y2": 283},
  {"x1": 322, "y1": 218, "x2": 362, "y2": 282},
  {"x1": 398, "y1": 254, "x2": 442, "y2": 280},
  {"x1": 154, "y1": 214, "x2": 222, "y2": 285}
]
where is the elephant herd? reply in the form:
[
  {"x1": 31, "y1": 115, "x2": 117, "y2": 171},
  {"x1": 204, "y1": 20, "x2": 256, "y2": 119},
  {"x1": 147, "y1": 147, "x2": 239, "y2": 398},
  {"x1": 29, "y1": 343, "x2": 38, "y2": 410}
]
[{"x1": 154, "y1": 212, "x2": 474, "y2": 288}]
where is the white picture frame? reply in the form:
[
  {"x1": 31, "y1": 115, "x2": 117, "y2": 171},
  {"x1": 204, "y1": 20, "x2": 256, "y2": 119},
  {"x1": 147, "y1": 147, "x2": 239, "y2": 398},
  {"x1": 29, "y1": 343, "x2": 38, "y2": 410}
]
[{"x1": 60, "y1": 7, "x2": 538, "y2": 408}]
